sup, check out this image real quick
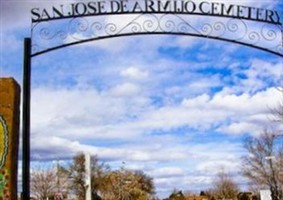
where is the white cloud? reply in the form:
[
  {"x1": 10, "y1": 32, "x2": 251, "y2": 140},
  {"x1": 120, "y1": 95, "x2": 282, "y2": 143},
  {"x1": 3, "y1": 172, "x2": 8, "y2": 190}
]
[
  {"x1": 150, "y1": 167, "x2": 185, "y2": 178},
  {"x1": 245, "y1": 59, "x2": 283, "y2": 84},
  {"x1": 30, "y1": 84, "x2": 281, "y2": 145},
  {"x1": 218, "y1": 122, "x2": 262, "y2": 135},
  {"x1": 120, "y1": 67, "x2": 149, "y2": 80},
  {"x1": 109, "y1": 82, "x2": 141, "y2": 96}
]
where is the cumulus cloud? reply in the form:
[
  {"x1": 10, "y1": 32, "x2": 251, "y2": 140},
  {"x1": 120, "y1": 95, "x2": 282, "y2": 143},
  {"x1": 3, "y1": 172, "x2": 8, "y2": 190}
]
[
  {"x1": 218, "y1": 122, "x2": 260, "y2": 135},
  {"x1": 121, "y1": 67, "x2": 149, "y2": 80},
  {"x1": 30, "y1": 82, "x2": 280, "y2": 141},
  {"x1": 109, "y1": 82, "x2": 141, "y2": 96}
]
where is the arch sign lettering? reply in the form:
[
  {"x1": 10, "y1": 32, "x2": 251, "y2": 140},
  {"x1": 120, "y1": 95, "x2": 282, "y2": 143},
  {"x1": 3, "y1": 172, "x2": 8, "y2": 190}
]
[{"x1": 21, "y1": 0, "x2": 283, "y2": 199}]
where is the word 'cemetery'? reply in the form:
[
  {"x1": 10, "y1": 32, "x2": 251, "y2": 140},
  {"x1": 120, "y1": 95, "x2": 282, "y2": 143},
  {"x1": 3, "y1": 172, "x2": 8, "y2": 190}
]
[{"x1": 31, "y1": 0, "x2": 281, "y2": 24}]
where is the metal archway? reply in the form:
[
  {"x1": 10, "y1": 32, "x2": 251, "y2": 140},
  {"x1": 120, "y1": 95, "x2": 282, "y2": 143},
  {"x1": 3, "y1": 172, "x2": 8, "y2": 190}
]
[
  {"x1": 31, "y1": 13, "x2": 283, "y2": 57},
  {"x1": 22, "y1": 1, "x2": 283, "y2": 199}
]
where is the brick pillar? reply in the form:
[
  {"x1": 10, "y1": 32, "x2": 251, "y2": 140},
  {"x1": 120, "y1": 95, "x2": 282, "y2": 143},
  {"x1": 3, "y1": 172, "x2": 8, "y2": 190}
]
[{"x1": 0, "y1": 78, "x2": 21, "y2": 200}]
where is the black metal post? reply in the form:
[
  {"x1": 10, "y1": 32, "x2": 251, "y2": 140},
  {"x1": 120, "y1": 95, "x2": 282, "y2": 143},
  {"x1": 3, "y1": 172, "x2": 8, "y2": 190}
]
[{"x1": 22, "y1": 38, "x2": 31, "y2": 200}]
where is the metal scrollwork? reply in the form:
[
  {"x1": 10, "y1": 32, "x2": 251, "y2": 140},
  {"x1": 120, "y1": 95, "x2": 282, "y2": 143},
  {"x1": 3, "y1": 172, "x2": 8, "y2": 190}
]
[
  {"x1": 159, "y1": 15, "x2": 176, "y2": 32},
  {"x1": 143, "y1": 15, "x2": 159, "y2": 32},
  {"x1": 261, "y1": 23, "x2": 281, "y2": 42},
  {"x1": 105, "y1": 23, "x2": 118, "y2": 35},
  {"x1": 201, "y1": 23, "x2": 213, "y2": 36},
  {"x1": 91, "y1": 22, "x2": 104, "y2": 37},
  {"x1": 67, "y1": 17, "x2": 90, "y2": 41},
  {"x1": 129, "y1": 22, "x2": 142, "y2": 33},
  {"x1": 248, "y1": 31, "x2": 261, "y2": 44},
  {"x1": 31, "y1": 13, "x2": 283, "y2": 57},
  {"x1": 226, "y1": 19, "x2": 247, "y2": 40},
  {"x1": 69, "y1": 17, "x2": 89, "y2": 33},
  {"x1": 213, "y1": 22, "x2": 226, "y2": 37}
]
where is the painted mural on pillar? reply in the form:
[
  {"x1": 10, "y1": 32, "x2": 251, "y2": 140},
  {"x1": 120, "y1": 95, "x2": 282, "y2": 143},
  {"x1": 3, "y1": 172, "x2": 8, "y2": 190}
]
[
  {"x1": 0, "y1": 78, "x2": 21, "y2": 200},
  {"x1": 0, "y1": 116, "x2": 9, "y2": 199},
  {"x1": 0, "y1": 116, "x2": 8, "y2": 168}
]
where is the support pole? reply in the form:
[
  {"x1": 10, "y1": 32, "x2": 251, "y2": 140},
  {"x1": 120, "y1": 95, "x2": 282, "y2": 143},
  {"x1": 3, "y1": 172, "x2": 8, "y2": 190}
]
[{"x1": 22, "y1": 38, "x2": 31, "y2": 200}]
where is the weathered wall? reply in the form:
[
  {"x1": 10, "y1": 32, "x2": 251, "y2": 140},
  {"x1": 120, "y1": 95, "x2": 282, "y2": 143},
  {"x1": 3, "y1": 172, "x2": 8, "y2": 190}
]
[{"x1": 0, "y1": 78, "x2": 20, "y2": 200}]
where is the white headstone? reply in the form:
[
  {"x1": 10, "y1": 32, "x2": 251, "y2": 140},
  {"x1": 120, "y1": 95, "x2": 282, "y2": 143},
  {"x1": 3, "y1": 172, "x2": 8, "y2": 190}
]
[
  {"x1": 260, "y1": 190, "x2": 271, "y2": 200},
  {"x1": 85, "y1": 153, "x2": 92, "y2": 200}
]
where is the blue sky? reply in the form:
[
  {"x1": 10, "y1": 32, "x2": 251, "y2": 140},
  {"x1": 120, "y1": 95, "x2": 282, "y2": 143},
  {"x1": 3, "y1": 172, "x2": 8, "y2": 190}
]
[{"x1": 1, "y1": 0, "x2": 283, "y2": 198}]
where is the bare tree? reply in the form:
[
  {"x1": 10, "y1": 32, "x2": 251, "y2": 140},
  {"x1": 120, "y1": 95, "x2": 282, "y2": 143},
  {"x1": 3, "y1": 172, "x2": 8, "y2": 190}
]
[
  {"x1": 55, "y1": 162, "x2": 71, "y2": 196},
  {"x1": 134, "y1": 170, "x2": 155, "y2": 196},
  {"x1": 61, "y1": 153, "x2": 87, "y2": 200},
  {"x1": 242, "y1": 131, "x2": 283, "y2": 200},
  {"x1": 242, "y1": 87, "x2": 283, "y2": 200},
  {"x1": 212, "y1": 169, "x2": 239, "y2": 200},
  {"x1": 100, "y1": 168, "x2": 155, "y2": 200},
  {"x1": 168, "y1": 190, "x2": 186, "y2": 200},
  {"x1": 60, "y1": 153, "x2": 109, "y2": 200},
  {"x1": 90, "y1": 155, "x2": 110, "y2": 195},
  {"x1": 60, "y1": 153, "x2": 155, "y2": 199},
  {"x1": 31, "y1": 168, "x2": 56, "y2": 200}
]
